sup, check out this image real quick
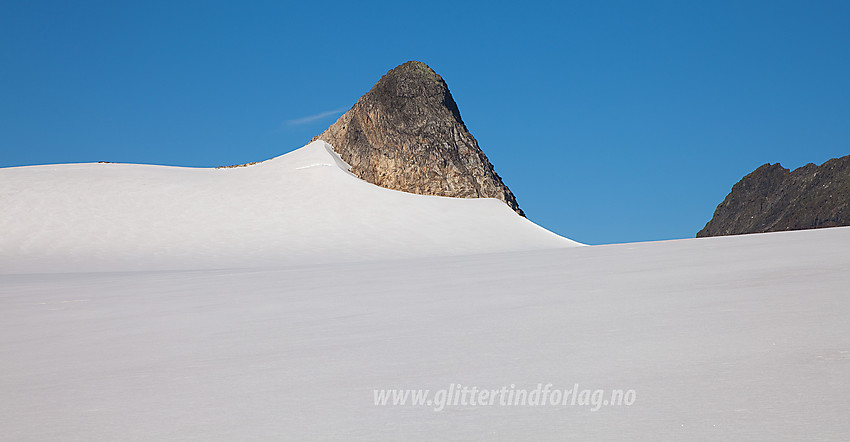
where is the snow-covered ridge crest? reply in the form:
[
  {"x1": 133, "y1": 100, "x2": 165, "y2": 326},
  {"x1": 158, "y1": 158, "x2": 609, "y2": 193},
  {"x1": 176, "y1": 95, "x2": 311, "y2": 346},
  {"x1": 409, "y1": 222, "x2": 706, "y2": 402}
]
[
  {"x1": 0, "y1": 141, "x2": 579, "y2": 273},
  {"x1": 264, "y1": 140, "x2": 353, "y2": 173}
]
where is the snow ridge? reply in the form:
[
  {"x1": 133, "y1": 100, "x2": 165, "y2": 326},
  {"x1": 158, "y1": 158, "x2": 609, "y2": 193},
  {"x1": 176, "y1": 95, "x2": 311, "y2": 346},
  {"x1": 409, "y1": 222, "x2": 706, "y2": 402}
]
[{"x1": 0, "y1": 141, "x2": 578, "y2": 273}]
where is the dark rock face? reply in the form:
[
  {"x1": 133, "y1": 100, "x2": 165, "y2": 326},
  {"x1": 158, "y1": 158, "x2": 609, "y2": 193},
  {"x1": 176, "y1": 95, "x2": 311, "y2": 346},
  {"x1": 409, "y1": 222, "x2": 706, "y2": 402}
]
[
  {"x1": 697, "y1": 155, "x2": 850, "y2": 237},
  {"x1": 313, "y1": 61, "x2": 524, "y2": 216}
]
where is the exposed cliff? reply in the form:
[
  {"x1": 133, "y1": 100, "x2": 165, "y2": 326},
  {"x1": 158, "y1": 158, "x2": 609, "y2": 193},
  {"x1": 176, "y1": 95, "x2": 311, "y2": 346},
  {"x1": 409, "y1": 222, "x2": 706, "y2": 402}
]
[
  {"x1": 313, "y1": 61, "x2": 524, "y2": 216},
  {"x1": 697, "y1": 155, "x2": 850, "y2": 237}
]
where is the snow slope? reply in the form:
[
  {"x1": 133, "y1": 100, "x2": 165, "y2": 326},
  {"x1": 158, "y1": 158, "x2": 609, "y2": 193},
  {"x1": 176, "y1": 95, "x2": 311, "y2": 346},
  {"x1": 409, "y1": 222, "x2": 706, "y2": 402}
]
[
  {"x1": 1, "y1": 227, "x2": 849, "y2": 440},
  {"x1": 0, "y1": 141, "x2": 577, "y2": 273},
  {"x1": 1, "y1": 143, "x2": 848, "y2": 440}
]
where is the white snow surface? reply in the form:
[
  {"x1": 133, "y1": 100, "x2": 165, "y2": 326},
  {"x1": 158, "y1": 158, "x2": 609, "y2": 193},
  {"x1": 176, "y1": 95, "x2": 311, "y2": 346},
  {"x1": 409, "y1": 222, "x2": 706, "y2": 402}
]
[
  {"x1": 2, "y1": 142, "x2": 850, "y2": 440},
  {"x1": 0, "y1": 140, "x2": 577, "y2": 273}
]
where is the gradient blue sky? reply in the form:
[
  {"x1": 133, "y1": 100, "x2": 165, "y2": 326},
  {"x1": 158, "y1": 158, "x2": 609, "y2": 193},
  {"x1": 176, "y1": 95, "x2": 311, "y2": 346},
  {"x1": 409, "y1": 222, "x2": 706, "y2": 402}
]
[{"x1": 2, "y1": 1, "x2": 849, "y2": 244}]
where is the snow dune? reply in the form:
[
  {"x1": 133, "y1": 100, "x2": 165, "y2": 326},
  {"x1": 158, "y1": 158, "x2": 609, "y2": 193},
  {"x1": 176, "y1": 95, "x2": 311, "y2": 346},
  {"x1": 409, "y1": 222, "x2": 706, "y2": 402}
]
[{"x1": 0, "y1": 140, "x2": 577, "y2": 274}]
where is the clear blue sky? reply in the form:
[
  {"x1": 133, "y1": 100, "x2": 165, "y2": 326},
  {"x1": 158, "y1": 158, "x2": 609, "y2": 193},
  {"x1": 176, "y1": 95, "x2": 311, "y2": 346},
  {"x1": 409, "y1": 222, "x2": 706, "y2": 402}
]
[{"x1": 2, "y1": 1, "x2": 849, "y2": 244}]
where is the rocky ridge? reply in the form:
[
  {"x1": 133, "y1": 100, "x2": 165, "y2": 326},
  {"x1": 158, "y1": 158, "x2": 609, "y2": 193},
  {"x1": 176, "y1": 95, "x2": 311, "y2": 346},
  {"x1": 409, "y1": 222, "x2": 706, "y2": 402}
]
[
  {"x1": 697, "y1": 155, "x2": 850, "y2": 237},
  {"x1": 313, "y1": 61, "x2": 524, "y2": 216}
]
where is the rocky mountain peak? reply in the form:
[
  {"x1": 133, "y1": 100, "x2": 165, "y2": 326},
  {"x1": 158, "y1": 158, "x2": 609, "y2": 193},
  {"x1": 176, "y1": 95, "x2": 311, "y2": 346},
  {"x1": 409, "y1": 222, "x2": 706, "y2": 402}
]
[
  {"x1": 697, "y1": 155, "x2": 850, "y2": 237},
  {"x1": 313, "y1": 61, "x2": 524, "y2": 216}
]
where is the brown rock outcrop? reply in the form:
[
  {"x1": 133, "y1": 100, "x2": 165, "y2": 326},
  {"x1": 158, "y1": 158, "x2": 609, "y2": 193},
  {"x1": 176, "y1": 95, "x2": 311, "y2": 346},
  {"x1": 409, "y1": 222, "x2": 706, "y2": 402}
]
[{"x1": 313, "y1": 61, "x2": 524, "y2": 216}]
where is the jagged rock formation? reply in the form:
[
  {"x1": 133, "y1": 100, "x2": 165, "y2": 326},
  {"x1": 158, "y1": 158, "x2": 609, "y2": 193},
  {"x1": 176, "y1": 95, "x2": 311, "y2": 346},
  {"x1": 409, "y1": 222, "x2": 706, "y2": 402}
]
[
  {"x1": 697, "y1": 155, "x2": 850, "y2": 237},
  {"x1": 313, "y1": 61, "x2": 524, "y2": 216}
]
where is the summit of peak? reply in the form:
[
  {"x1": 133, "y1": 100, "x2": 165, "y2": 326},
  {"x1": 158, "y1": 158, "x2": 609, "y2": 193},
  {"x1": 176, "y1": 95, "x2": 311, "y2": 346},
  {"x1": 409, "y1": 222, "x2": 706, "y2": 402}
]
[
  {"x1": 383, "y1": 60, "x2": 440, "y2": 80},
  {"x1": 360, "y1": 60, "x2": 463, "y2": 127}
]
